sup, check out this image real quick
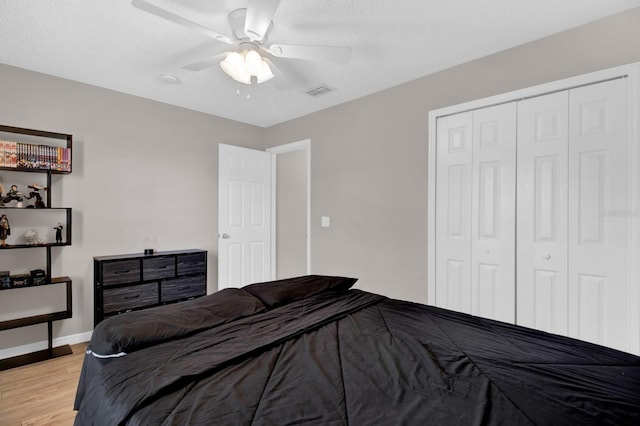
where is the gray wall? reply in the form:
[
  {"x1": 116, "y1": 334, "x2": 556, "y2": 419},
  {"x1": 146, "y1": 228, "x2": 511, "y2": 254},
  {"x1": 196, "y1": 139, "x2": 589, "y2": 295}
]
[
  {"x1": 0, "y1": 64, "x2": 263, "y2": 353},
  {"x1": 264, "y1": 7, "x2": 640, "y2": 303}
]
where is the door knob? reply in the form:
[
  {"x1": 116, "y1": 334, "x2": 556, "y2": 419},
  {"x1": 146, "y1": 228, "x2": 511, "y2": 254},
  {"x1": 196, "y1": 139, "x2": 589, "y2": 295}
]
[
  {"x1": 543, "y1": 254, "x2": 551, "y2": 260},
  {"x1": 220, "y1": 233, "x2": 230, "y2": 239}
]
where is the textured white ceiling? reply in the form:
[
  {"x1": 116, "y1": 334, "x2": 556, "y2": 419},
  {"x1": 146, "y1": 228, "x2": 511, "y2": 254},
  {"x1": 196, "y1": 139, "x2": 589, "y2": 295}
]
[{"x1": 1, "y1": 0, "x2": 639, "y2": 127}]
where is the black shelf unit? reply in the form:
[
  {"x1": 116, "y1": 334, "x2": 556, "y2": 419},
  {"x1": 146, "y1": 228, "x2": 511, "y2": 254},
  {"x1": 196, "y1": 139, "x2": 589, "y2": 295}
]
[{"x1": 0, "y1": 125, "x2": 73, "y2": 371}]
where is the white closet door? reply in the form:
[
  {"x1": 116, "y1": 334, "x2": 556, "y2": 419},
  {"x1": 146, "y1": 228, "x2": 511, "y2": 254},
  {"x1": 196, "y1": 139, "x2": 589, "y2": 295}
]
[
  {"x1": 516, "y1": 91, "x2": 569, "y2": 335},
  {"x1": 435, "y1": 112, "x2": 473, "y2": 313},
  {"x1": 568, "y1": 78, "x2": 628, "y2": 351},
  {"x1": 471, "y1": 103, "x2": 516, "y2": 322}
]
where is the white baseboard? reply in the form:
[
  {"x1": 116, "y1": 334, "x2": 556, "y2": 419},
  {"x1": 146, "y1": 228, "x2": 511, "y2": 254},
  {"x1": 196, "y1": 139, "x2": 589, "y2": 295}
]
[{"x1": 0, "y1": 331, "x2": 93, "y2": 360}]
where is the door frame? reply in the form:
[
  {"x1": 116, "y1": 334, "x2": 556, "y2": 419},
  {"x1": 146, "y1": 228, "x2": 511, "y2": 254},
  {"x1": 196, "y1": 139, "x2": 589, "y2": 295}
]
[
  {"x1": 427, "y1": 62, "x2": 640, "y2": 352},
  {"x1": 267, "y1": 139, "x2": 312, "y2": 277}
]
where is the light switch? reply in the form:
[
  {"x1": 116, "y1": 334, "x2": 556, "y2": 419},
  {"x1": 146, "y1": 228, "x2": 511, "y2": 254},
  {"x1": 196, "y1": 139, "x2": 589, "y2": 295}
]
[{"x1": 321, "y1": 216, "x2": 331, "y2": 227}]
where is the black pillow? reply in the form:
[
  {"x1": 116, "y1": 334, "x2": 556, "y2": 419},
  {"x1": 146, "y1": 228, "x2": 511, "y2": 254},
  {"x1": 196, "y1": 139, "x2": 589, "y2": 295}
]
[
  {"x1": 242, "y1": 275, "x2": 358, "y2": 309},
  {"x1": 89, "y1": 288, "x2": 266, "y2": 357}
]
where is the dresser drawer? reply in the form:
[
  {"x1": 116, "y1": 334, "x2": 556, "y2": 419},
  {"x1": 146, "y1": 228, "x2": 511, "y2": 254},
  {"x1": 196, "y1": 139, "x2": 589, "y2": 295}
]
[
  {"x1": 161, "y1": 276, "x2": 206, "y2": 303},
  {"x1": 102, "y1": 259, "x2": 140, "y2": 286},
  {"x1": 177, "y1": 252, "x2": 206, "y2": 276},
  {"x1": 103, "y1": 283, "x2": 159, "y2": 314},
  {"x1": 143, "y1": 256, "x2": 175, "y2": 281}
]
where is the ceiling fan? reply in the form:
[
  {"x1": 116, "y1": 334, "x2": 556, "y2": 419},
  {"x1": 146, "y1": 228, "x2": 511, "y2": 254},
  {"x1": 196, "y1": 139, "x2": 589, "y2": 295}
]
[{"x1": 131, "y1": 0, "x2": 352, "y2": 89}]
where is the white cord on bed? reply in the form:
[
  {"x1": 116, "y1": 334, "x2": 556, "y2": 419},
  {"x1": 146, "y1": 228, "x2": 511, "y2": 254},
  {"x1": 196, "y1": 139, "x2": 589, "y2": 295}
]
[{"x1": 86, "y1": 348, "x2": 127, "y2": 359}]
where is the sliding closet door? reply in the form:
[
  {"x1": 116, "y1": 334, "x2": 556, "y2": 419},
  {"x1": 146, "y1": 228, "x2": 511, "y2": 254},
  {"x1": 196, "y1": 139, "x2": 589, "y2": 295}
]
[
  {"x1": 471, "y1": 103, "x2": 516, "y2": 322},
  {"x1": 435, "y1": 104, "x2": 516, "y2": 321},
  {"x1": 435, "y1": 112, "x2": 473, "y2": 313},
  {"x1": 430, "y1": 64, "x2": 639, "y2": 353},
  {"x1": 568, "y1": 78, "x2": 628, "y2": 351},
  {"x1": 516, "y1": 91, "x2": 569, "y2": 334}
]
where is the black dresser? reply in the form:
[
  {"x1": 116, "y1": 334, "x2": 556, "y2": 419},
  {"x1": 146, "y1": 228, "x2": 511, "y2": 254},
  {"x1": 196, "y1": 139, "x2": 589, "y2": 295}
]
[{"x1": 93, "y1": 249, "x2": 207, "y2": 326}]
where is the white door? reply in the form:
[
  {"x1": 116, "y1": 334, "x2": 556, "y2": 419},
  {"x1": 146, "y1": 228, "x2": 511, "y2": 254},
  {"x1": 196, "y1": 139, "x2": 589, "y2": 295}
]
[
  {"x1": 516, "y1": 91, "x2": 569, "y2": 335},
  {"x1": 470, "y1": 103, "x2": 516, "y2": 323},
  {"x1": 218, "y1": 144, "x2": 272, "y2": 290},
  {"x1": 435, "y1": 112, "x2": 473, "y2": 314},
  {"x1": 435, "y1": 105, "x2": 516, "y2": 322},
  {"x1": 567, "y1": 78, "x2": 628, "y2": 351}
]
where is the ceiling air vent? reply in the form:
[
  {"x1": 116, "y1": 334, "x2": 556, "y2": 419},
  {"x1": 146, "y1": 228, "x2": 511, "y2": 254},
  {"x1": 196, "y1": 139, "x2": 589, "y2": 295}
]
[{"x1": 306, "y1": 85, "x2": 333, "y2": 97}]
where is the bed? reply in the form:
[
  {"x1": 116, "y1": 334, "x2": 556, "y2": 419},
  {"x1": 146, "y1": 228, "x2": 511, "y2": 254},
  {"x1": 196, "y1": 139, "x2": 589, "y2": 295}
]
[{"x1": 74, "y1": 275, "x2": 640, "y2": 425}]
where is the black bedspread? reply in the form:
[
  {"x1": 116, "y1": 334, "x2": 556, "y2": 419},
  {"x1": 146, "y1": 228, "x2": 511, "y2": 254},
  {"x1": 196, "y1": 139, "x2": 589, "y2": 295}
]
[{"x1": 74, "y1": 286, "x2": 640, "y2": 425}]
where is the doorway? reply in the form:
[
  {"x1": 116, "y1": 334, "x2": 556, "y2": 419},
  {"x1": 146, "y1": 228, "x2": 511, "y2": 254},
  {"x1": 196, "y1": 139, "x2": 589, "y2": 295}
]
[
  {"x1": 268, "y1": 140, "x2": 311, "y2": 279},
  {"x1": 218, "y1": 141, "x2": 310, "y2": 290}
]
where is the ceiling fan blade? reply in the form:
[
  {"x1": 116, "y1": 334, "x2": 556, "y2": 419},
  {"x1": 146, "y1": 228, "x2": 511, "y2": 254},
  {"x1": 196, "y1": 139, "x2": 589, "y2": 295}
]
[
  {"x1": 131, "y1": 0, "x2": 232, "y2": 44},
  {"x1": 182, "y1": 54, "x2": 226, "y2": 71},
  {"x1": 244, "y1": 0, "x2": 281, "y2": 42},
  {"x1": 266, "y1": 44, "x2": 352, "y2": 64}
]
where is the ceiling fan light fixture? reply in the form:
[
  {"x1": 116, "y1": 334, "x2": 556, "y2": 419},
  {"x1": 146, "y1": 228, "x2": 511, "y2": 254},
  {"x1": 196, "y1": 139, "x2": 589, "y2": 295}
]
[
  {"x1": 221, "y1": 52, "x2": 242, "y2": 77},
  {"x1": 221, "y1": 52, "x2": 251, "y2": 84},
  {"x1": 244, "y1": 50, "x2": 264, "y2": 76},
  {"x1": 237, "y1": 71, "x2": 252, "y2": 85},
  {"x1": 221, "y1": 49, "x2": 273, "y2": 85},
  {"x1": 256, "y1": 60, "x2": 274, "y2": 83}
]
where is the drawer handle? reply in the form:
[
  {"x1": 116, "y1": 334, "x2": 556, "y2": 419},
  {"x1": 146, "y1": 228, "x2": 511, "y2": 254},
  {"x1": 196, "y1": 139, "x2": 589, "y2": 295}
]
[
  {"x1": 178, "y1": 286, "x2": 190, "y2": 290},
  {"x1": 114, "y1": 270, "x2": 133, "y2": 275},
  {"x1": 124, "y1": 294, "x2": 140, "y2": 300}
]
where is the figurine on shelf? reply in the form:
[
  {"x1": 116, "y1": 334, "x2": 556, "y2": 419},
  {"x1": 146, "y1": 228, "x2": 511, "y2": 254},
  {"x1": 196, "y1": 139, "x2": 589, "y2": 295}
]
[
  {"x1": 0, "y1": 214, "x2": 10, "y2": 247},
  {"x1": 2, "y1": 184, "x2": 24, "y2": 207},
  {"x1": 23, "y1": 229, "x2": 41, "y2": 245},
  {"x1": 25, "y1": 183, "x2": 46, "y2": 208},
  {"x1": 53, "y1": 222, "x2": 63, "y2": 244}
]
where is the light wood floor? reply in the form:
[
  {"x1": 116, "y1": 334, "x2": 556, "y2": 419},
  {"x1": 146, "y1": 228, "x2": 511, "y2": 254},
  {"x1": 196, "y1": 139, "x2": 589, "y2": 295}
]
[{"x1": 0, "y1": 343, "x2": 87, "y2": 426}]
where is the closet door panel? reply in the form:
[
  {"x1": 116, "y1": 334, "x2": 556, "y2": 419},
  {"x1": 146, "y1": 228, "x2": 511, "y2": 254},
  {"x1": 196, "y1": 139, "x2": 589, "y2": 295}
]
[
  {"x1": 568, "y1": 78, "x2": 628, "y2": 351},
  {"x1": 516, "y1": 91, "x2": 569, "y2": 335},
  {"x1": 471, "y1": 103, "x2": 516, "y2": 322},
  {"x1": 435, "y1": 112, "x2": 473, "y2": 313}
]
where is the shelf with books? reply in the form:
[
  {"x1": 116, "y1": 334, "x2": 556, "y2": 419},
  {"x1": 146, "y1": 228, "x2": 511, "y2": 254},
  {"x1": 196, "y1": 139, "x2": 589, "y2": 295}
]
[
  {"x1": 0, "y1": 124, "x2": 73, "y2": 371},
  {"x1": 0, "y1": 125, "x2": 72, "y2": 173}
]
